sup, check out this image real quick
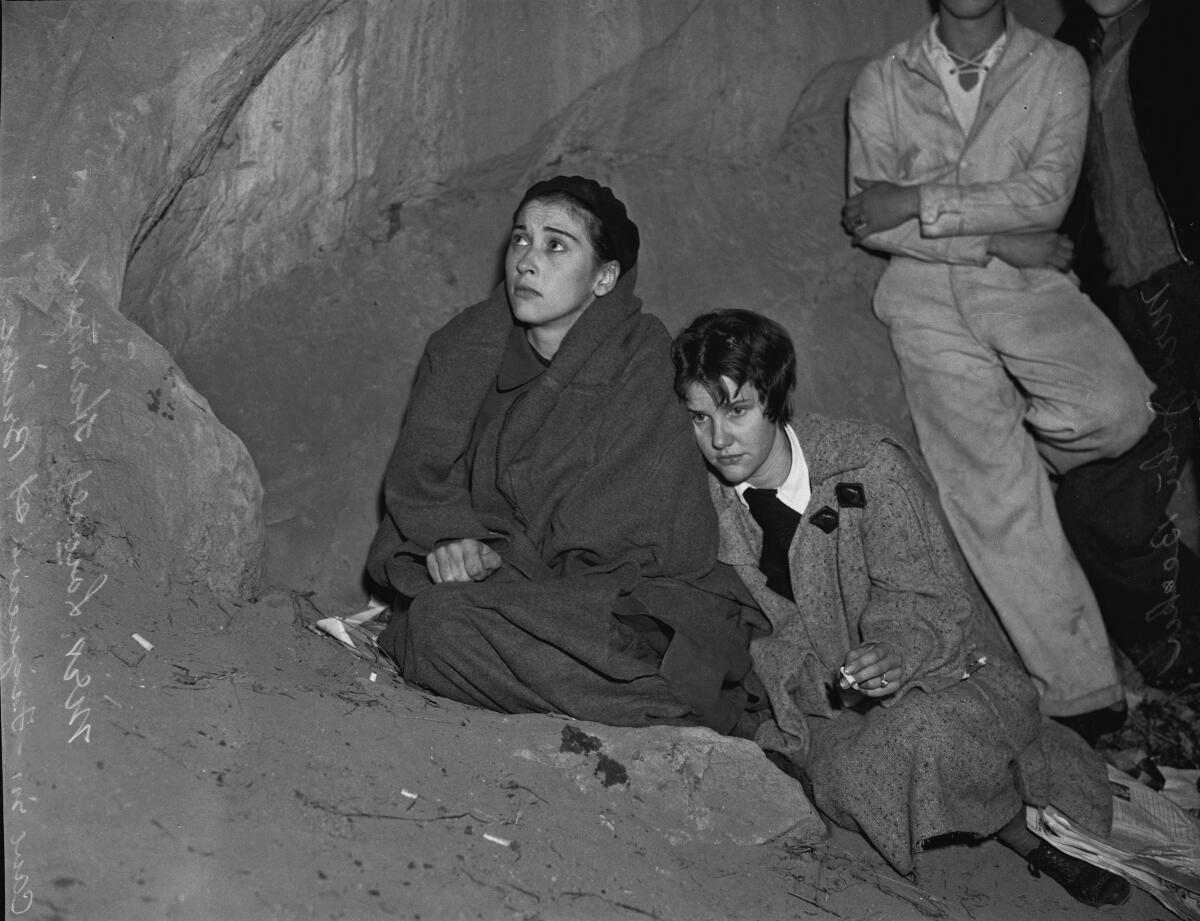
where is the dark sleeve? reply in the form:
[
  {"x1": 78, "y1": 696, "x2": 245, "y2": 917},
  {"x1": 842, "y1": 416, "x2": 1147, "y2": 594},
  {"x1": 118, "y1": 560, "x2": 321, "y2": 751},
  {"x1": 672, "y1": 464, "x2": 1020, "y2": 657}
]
[
  {"x1": 365, "y1": 295, "x2": 509, "y2": 594},
  {"x1": 1129, "y1": 2, "x2": 1200, "y2": 259},
  {"x1": 366, "y1": 346, "x2": 491, "y2": 592}
]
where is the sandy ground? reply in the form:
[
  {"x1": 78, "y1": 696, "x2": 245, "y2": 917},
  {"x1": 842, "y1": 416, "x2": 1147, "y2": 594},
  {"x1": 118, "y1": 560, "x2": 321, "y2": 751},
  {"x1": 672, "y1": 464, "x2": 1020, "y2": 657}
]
[{"x1": 4, "y1": 559, "x2": 1181, "y2": 921}]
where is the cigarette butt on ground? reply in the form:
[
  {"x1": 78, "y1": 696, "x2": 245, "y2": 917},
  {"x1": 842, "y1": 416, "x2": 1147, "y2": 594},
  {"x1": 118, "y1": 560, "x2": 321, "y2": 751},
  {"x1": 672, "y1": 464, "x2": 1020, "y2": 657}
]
[
  {"x1": 132, "y1": 633, "x2": 154, "y2": 652},
  {"x1": 483, "y1": 833, "x2": 511, "y2": 847}
]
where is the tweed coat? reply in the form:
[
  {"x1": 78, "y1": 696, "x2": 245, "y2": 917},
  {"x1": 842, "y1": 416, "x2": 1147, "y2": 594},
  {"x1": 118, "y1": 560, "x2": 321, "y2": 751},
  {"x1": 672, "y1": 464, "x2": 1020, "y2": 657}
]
[
  {"x1": 367, "y1": 270, "x2": 755, "y2": 730},
  {"x1": 711, "y1": 414, "x2": 1111, "y2": 872}
]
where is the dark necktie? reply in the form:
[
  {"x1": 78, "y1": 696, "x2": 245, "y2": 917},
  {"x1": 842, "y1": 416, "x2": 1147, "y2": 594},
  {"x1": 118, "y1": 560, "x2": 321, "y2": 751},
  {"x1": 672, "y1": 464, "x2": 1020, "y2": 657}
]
[{"x1": 743, "y1": 488, "x2": 801, "y2": 601}]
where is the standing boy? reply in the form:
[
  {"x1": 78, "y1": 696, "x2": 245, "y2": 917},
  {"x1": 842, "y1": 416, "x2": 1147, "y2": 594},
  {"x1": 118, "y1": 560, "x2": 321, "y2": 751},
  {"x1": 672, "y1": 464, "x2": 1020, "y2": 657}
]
[{"x1": 841, "y1": 0, "x2": 1153, "y2": 734}]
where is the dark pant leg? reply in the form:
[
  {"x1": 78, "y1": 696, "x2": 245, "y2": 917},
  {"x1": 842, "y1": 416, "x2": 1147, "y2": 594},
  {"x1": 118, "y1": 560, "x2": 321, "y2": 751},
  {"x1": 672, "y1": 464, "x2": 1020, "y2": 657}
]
[
  {"x1": 377, "y1": 579, "x2": 743, "y2": 729},
  {"x1": 1057, "y1": 261, "x2": 1200, "y2": 677}
]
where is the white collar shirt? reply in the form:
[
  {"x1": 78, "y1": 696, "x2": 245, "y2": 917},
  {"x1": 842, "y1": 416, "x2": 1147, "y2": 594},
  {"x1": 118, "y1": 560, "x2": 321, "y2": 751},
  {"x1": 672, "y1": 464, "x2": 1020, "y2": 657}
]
[
  {"x1": 734, "y1": 423, "x2": 811, "y2": 515},
  {"x1": 925, "y1": 17, "x2": 1007, "y2": 135}
]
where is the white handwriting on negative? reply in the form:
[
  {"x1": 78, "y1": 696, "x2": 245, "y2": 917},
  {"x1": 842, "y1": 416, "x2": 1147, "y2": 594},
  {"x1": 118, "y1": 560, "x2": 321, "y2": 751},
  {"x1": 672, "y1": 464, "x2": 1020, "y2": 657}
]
[
  {"x1": 2, "y1": 546, "x2": 35, "y2": 737},
  {"x1": 7, "y1": 473, "x2": 35, "y2": 525},
  {"x1": 62, "y1": 637, "x2": 92, "y2": 744},
  {"x1": 60, "y1": 469, "x2": 106, "y2": 617},
  {"x1": 1, "y1": 314, "x2": 29, "y2": 462},
  {"x1": 63, "y1": 300, "x2": 109, "y2": 442},
  {"x1": 10, "y1": 828, "x2": 32, "y2": 914}
]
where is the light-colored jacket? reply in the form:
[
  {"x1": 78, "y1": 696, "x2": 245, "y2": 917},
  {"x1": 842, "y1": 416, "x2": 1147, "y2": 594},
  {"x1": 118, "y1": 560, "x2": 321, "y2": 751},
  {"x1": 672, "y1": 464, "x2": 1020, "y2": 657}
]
[
  {"x1": 710, "y1": 415, "x2": 1111, "y2": 872},
  {"x1": 848, "y1": 12, "x2": 1089, "y2": 266},
  {"x1": 710, "y1": 415, "x2": 985, "y2": 760}
]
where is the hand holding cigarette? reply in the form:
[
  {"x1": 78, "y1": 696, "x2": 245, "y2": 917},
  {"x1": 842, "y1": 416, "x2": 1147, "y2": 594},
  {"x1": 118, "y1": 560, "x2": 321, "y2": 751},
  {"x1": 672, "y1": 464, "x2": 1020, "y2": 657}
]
[{"x1": 839, "y1": 641, "x2": 903, "y2": 697}]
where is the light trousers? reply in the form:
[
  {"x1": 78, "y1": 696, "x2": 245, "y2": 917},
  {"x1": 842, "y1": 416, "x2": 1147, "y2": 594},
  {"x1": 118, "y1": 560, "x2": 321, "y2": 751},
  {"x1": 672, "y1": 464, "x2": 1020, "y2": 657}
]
[{"x1": 874, "y1": 258, "x2": 1154, "y2": 716}]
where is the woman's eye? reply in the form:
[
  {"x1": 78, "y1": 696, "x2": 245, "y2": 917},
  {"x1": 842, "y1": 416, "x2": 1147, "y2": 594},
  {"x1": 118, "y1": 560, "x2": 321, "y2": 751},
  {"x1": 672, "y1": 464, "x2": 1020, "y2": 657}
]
[
  {"x1": 547, "y1": 239, "x2": 565, "y2": 253},
  {"x1": 511, "y1": 233, "x2": 528, "y2": 247},
  {"x1": 690, "y1": 413, "x2": 707, "y2": 426},
  {"x1": 729, "y1": 406, "x2": 745, "y2": 417}
]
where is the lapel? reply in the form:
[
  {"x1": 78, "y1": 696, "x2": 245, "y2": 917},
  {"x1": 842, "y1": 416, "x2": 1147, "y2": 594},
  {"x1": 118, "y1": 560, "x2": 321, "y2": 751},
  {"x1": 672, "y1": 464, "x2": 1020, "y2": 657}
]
[
  {"x1": 967, "y1": 11, "x2": 1037, "y2": 148},
  {"x1": 787, "y1": 415, "x2": 880, "y2": 669},
  {"x1": 710, "y1": 420, "x2": 853, "y2": 676},
  {"x1": 897, "y1": 11, "x2": 1039, "y2": 149},
  {"x1": 898, "y1": 19, "x2": 940, "y2": 87}
]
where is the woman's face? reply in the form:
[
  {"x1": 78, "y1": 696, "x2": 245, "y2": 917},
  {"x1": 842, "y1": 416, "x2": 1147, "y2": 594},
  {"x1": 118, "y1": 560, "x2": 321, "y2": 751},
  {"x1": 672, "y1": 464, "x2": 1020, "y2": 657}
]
[
  {"x1": 683, "y1": 377, "x2": 791, "y2": 488},
  {"x1": 506, "y1": 200, "x2": 618, "y2": 349}
]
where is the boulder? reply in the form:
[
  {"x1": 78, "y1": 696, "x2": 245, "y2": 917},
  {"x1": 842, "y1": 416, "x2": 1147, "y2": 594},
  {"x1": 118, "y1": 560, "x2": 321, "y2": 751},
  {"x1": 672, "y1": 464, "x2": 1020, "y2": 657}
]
[
  {"x1": 511, "y1": 719, "x2": 826, "y2": 848},
  {"x1": 1, "y1": 1, "x2": 351, "y2": 600},
  {"x1": 3, "y1": 258, "x2": 264, "y2": 599}
]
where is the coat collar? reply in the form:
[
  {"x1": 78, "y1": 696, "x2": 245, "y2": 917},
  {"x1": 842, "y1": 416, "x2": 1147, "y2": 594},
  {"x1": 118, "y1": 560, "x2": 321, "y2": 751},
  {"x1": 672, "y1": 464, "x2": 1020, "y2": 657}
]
[
  {"x1": 711, "y1": 414, "x2": 905, "y2": 559},
  {"x1": 459, "y1": 265, "x2": 642, "y2": 386},
  {"x1": 898, "y1": 8, "x2": 1043, "y2": 144},
  {"x1": 791, "y1": 413, "x2": 878, "y2": 483},
  {"x1": 539, "y1": 266, "x2": 642, "y2": 389},
  {"x1": 492, "y1": 267, "x2": 644, "y2": 476},
  {"x1": 710, "y1": 413, "x2": 866, "y2": 563}
]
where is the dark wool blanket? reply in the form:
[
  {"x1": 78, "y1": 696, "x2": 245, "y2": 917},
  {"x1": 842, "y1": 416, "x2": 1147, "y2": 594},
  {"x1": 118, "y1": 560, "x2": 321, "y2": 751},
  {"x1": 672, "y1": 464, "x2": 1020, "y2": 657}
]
[{"x1": 367, "y1": 271, "x2": 755, "y2": 730}]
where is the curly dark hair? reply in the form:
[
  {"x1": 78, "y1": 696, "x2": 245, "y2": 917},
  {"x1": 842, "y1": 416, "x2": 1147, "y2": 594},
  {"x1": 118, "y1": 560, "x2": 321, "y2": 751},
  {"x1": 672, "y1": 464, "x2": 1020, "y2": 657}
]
[{"x1": 671, "y1": 309, "x2": 796, "y2": 424}]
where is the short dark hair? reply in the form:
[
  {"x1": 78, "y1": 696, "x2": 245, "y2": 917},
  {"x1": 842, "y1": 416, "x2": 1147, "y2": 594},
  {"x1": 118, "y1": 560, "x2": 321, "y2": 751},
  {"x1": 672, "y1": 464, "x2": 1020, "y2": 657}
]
[
  {"x1": 514, "y1": 175, "x2": 640, "y2": 275},
  {"x1": 671, "y1": 309, "x2": 796, "y2": 424}
]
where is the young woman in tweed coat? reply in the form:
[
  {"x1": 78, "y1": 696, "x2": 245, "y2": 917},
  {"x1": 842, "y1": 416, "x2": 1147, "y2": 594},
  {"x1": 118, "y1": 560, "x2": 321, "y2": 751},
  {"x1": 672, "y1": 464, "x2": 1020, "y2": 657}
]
[{"x1": 672, "y1": 309, "x2": 1129, "y2": 908}]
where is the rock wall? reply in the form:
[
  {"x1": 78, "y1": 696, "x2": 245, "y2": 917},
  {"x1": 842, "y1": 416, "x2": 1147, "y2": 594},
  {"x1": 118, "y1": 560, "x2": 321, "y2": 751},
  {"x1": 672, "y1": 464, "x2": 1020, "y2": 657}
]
[
  {"x1": 1, "y1": 1, "x2": 355, "y2": 601},
  {"x1": 5, "y1": 1, "x2": 1065, "y2": 605},
  {"x1": 121, "y1": 1, "x2": 931, "y2": 354},
  {"x1": 120, "y1": 0, "x2": 938, "y2": 601}
]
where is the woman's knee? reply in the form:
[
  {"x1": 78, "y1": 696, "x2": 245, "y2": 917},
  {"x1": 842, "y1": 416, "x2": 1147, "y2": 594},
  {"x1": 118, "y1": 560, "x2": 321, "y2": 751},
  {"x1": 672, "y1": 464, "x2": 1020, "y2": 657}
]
[{"x1": 405, "y1": 587, "x2": 477, "y2": 660}]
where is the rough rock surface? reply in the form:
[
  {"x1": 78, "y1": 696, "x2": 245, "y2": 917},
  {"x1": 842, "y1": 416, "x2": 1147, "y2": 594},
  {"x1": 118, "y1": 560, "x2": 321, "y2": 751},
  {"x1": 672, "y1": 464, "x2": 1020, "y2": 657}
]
[
  {"x1": 0, "y1": 573, "x2": 1164, "y2": 920},
  {"x1": 1, "y1": 1, "x2": 354, "y2": 599},
  {"x1": 513, "y1": 720, "x2": 826, "y2": 847},
  {"x1": 3, "y1": 259, "x2": 264, "y2": 599},
  {"x1": 120, "y1": 1, "x2": 929, "y2": 354},
  {"x1": 119, "y1": 0, "x2": 939, "y2": 599}
]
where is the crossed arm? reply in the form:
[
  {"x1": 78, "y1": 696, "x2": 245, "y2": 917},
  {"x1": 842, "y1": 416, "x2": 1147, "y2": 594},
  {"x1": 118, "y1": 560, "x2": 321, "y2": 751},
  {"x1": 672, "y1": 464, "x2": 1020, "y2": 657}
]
[
  {"x1": 841, "y1": 49, "x2": 1089, "y2": 271},
  {"x1": 842, "y1": 180, "x2": 1075, "y2": 270}
]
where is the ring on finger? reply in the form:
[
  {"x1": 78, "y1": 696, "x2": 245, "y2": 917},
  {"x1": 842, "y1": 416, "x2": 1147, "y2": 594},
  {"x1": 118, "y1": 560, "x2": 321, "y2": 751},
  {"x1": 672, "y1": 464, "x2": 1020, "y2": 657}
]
[{"x1": 879, "y1": 675, "x2": 889, "y2": 688}]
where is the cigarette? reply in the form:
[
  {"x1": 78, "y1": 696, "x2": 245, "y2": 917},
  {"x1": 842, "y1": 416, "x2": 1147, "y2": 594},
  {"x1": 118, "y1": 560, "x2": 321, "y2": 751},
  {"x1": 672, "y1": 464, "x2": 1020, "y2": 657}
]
[
  {"x1": 483, "y1": 833, "x2": 511, "y2": 847},
  {"x1": 132, "y1": 633, "x2": 154, "y2": 651},
  {"x1": 961, "y1": 654, "x2": 989, "y2": 680},
  {"x1": 839, "y1": 665, "x2": 859, "y2": 690}
]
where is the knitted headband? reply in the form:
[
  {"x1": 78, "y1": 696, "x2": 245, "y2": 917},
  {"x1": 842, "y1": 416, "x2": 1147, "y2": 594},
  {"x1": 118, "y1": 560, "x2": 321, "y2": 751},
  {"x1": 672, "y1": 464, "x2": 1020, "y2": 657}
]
[{"x1": 516, "y1": 175, "x2": 640, "y2": 274}]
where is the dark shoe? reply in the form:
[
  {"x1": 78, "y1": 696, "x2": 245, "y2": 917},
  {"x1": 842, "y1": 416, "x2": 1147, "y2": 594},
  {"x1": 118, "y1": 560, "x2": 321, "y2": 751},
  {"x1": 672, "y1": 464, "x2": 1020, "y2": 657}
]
[
  {"x1": 1050, "y1": 702, "x2": 1128, "y2": 746},
  {"x1": 1026, "y1": 842, "x2": 1131, "y2": 907}
]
